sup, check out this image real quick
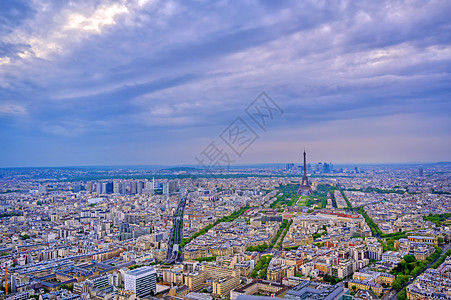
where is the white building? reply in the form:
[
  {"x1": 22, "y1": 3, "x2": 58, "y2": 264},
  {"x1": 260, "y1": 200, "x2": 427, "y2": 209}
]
[
  {"x1": 367, "y1": 243, "x2": 383, "y2": 260},
  {"x1": 124, "y1": 266, "x2": 157, "y2": 297}
]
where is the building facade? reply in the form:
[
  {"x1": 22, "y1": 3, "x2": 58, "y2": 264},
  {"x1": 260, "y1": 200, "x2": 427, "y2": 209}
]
[{"x1": 124, "y1": 266, "x2": 157, "y2": 297}]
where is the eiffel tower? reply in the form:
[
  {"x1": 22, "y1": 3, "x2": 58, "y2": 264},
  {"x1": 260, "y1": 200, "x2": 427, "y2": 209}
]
[{"x1": 298, "y1": 150, "x2": 312, "y2": 195}]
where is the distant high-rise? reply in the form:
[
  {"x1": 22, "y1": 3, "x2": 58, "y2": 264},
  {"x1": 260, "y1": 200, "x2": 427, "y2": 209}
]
[
  {"x1": 163, "y1": 180, "x2": 177, "y2": 195},
  {"x1": 113, "y1": 181, "x2": 121, "y2": 194},
  {"x1": 38, "y1": 184, "x2": 47, "y2": 194},
  {"x1": 286, "y1": 163, "x2": 295, "y2": 171},
  {"x1": 120, "y1": 182, "x2": 127, "y2": 194},
  {"x1": 323, "y1": 162, "x2": 330, "y2": 173},
  {"x1": 163, "y1": 182, "x2": 169, "y2": 195},
  {"x1": 130, "y1": 181, "x2": 137, "y2": 194},
  {"x1": 143, "y1": 181, "x2": 154, "y2": 194},
  {"x1": 298, "y1": 150, "x2": 312, "y2": 195},
  {"x1": 86, "y1": 182, "x2": 94, "y2": 193},
  {"x1": 137, "y1": 181, "x2": 144, "y2": 194},
  {"x1": 419, "y1": 167, "x2": 423, "y2": 177},
  {"x1": 96, "y1": 182, "x2": 102, "y2": 194},
  {"x1": 106, "y1": 182, "x2": 113, "y2": 194}
]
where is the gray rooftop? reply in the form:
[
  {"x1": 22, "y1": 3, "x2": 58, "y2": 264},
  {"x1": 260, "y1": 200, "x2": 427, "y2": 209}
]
[{"x1": 126, "y1": 266, "x2": 155, "y2": 276}]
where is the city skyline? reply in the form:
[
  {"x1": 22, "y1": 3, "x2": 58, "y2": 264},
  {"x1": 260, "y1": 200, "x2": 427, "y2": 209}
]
[
  {"x1": 1, "y1": 1, "x2": 451, "y2": 167},
  {"x1": 0, "y1": 162, "x2": 449, "y2": 300}
]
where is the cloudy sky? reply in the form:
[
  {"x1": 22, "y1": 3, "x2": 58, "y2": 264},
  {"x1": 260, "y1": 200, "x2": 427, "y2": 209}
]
[{"x1": 0, "y1": 0, "x2": 450, "y2": 167}]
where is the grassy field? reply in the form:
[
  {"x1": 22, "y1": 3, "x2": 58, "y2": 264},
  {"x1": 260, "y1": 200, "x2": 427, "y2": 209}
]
[
  {"x1": 270, "y1": 184, "x2": 300, "y2": 208},
  {"x1": 304, "y1": 184, "x2": 337, "y2": 208}
]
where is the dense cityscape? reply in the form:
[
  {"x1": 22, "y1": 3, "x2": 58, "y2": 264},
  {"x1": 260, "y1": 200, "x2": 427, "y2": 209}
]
[
  {"x1": 1, "y1": 0, "x2": 450, "y2": 300},
  {"x1": 1, "y1": 157, "x2": 450, "y2": 300}
]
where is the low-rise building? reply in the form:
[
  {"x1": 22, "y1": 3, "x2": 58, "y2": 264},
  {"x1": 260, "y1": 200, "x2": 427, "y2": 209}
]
[{"x1": 212, "y1": 276, "x2": 240, "y2": 297}]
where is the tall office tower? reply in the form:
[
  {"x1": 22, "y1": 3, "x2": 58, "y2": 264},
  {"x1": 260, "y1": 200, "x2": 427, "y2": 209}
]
[
  {"x1": 38, "y1": 184, "x2": 47, "y2": 194},
  {"x1": 323, "y1": 163, "x2": 330, "y2": 173},
  {"x1": 162, "y1": 181, "x2": 177, "y2": 195},
  {"x1": 101, "y1": 182, "x2": 108, "y2": 194},
  {"x1": 316, "y1": 162, "x2": 322, "y2": 172},
  {"x1": 163, "y1": 182, "x2": 169, "y2": 195},
  {"x1": 145, "y1": 181, "x2": 153, "y2": 190},
  {"x1": 106, "y1": 182, "x2": 113, "y2": 194},
  {"x1": 113, "y1": 181, "x2": 121, "y2": 194},
  {"x1": 152, "y1": 177, "x2": 155, "y2": 189},
  {"x1": 130, "y1": 181, "x2": 137, "y2": 194},
  {"x1": 73, "y1": 184, "x2": 84, "y2": 192},
  {"x1": 297, "y1": 150, "x2": 312, "y2": 195},
  {"x1": 120, "y1": 182, "x2": 126, "y2": 194},
  {"x1": 86, "y1": 182, "x2": 94, "y2": 193},
  {"x1": 96, "y1": 182, "x2": 102, "y2": 194},
  {"x1": 137, "y1": 181, "x2": 144, "y2": 194},
  {"x1": 124, "y1": 266, "x2": 157, "y2": 297},
  {"x1": 169, "y1": 181, "x2": 177, "y2": 194},
  {"x1": 419, "y1": 167, "x2": 423, "y2": 177},
  {"x1": 143, "y1": 181, "x2": 154, "y2": 194},
  {"x1": 120, "y1": 222, "x2": 132, "y2": 241}
]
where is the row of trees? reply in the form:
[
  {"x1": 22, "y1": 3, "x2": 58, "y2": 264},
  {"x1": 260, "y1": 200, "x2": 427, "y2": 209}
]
[
  {"x1": 358, "y1": 207, "x2": 382, "y2": 236},
  {"x1": 423, "y1": 213, "x2": 451, "y2": 226},
  {"x1": 392, "y1": 274, "x2": 409, "y2": 291},
  {"x1": 246, "y1": 242, "x2": 269, "y2": 252},
  {"x1": 128, "y1": 264, "x2": 145, "y2": 270},
  {"x1": 381, "y1": 231, "x2": 409, "y2": 239},
  {"x1": 276, "y1": 220, "x2": 293, "y2": 249},
  {"x1": 283, "y1": 245, "x2": 300, "y2": 251},
  {"x1": 339, "y1": 190, "x2": 353, "y2": 209},
  {"x1": 397, "y1": 287, "x2": 407, "y2": 300},
  {"x1": 0, "y1": 212, "x2": 22, "y2": 218},
  {"x1": 432, "y1": 249, "x2": 451, "y2": 268},
  {"x1": 194, "y1": 256, "x2": 217, "y2": 262},
  {"x1": 392, "y1": 247, "x2": 443, "y2": 291},
  {"x1": 250, "y1": 255, "x2": 272, "y2": 278},
  {"x1": 180, "y1": 206, "x2": 250, "y2": 247},
  {"x1": 270, "y1": 219, "x2": 289, "y2": 248},
  {"x1": 323, "y1": 274, "x2": 341, "y2": 284},
  {"x1": 345, "y1": 187, "x2": 409, "y2": 194},
  {"x1": 430, "y1": 190, "x2": 450, "y2": 195},
  {"x1": 60, "y1": 284, "x2": 74, "y2": 291},
  {"x1": 312, "y1": 230, "x2": 327, "y2": 240}
]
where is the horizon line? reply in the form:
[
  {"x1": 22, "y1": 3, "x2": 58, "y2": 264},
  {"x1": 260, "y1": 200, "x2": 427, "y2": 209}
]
[{"x1": 1, "y1": 161, "x2": 450, "y2": 169}]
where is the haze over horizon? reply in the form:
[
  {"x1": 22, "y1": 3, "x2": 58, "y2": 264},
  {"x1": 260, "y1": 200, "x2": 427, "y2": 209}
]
[{"x1": 1, "y1": 0, "x2": 450, "y2": 167}]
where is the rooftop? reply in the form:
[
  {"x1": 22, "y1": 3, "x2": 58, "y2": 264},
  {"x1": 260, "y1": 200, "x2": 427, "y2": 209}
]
[{"x1": 126, "y1": 266, "x2": 155, "y2": 276}]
